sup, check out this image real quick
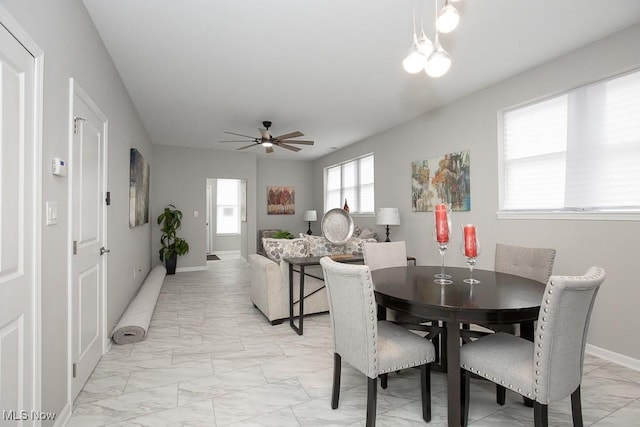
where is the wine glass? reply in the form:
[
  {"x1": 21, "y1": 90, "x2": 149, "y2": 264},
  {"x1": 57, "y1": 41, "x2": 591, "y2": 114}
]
[
  {"x1": 433, "y1": 204, "x2": 452, "y2": 285},
  {"x1": 459, "y1": 225, "x2": 481, "y2": 284}
]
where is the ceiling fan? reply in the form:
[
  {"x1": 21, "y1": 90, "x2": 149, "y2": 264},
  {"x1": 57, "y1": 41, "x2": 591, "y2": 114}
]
[{"x1": 219, "y1": 121, "x2": 314, "y2": 154}]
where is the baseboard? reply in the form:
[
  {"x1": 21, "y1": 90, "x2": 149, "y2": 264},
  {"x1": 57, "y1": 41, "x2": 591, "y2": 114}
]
[
  {"x1": 175, "y1": 266, "x2": 208, "y2": 273},
  {"x1": 586, "y1": 344, "x2": 640, "y2": 372},
  {"x1": 52, "y1": 402, "x2": 71, "y2": 427}
]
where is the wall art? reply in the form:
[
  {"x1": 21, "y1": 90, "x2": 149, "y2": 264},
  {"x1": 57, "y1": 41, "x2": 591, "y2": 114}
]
[
  {"x1": 411, "y1": 150, "x2": 470, "y2": 212},
  {"x1": 267, "y1": 186, "x2": 295, "y2": 215},
  {"x1": 129, "y1": 148, "x2": 150, "y2": 227}
]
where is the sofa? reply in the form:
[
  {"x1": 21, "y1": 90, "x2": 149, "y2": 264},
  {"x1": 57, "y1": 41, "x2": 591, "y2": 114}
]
[{"x1": 250, "y1": 230, "x2": 377, "y2": 324}]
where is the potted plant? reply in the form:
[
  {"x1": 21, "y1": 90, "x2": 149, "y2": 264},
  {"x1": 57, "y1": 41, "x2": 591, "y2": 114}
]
[
  {"x1": 157, "y1": 204, "x2": 189, "y2": 274},
  {"x1": 272, "y1": 230, "x2": 295, "y2": 239}
]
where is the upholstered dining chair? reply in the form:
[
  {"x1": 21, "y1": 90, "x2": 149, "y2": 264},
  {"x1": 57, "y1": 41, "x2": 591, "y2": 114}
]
[
  {"x1": 460, "y1": 266, "x2": 606, "y2": 427},
  {"x1": 470, "y1": 243, "x2": 557, "y2": 404},
  {"x1": 363, "y1": 241, "x2": 445, "y2": 371},
  {"x1": 319, "y1": 257, "x2": 436, "y2": 426},
  {"x1": 494, "y1": 243, "x2": 557, "y2": 285}
]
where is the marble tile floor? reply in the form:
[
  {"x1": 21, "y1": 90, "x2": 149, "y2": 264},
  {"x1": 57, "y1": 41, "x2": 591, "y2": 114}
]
[{"x1": 68, "y1": 258, "x2": 640, "y2": 426}]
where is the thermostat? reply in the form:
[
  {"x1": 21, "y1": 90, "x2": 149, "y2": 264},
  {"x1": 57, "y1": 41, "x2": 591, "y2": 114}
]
[{"x1": 52, "y1": 157, "x2": 67, "y2": 176}]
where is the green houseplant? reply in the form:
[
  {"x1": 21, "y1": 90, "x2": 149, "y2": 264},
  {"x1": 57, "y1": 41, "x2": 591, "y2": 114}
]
[
  {"x1": 157, "y1": 204, "x2": 189, "y2": 274},
  {"x1": 272, "y1": 230, "x2": 295, "y2": 239}
]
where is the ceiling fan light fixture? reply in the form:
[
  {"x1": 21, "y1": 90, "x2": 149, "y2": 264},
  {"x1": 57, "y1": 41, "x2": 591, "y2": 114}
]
[
  {"x1": 436, "y1": 4, "x2": 460, "y2": 33},
  {"x1": 262, "y1": 141, "x2": 273, "y2": 148},
  {"x1": 425, "y1": 44, "x2": 451, "y2": 78}
]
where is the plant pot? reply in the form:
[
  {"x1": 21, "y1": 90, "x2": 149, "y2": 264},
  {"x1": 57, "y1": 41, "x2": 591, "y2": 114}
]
[{"x1": 165, "y1": 253, "x2": 178, "y2": 275}]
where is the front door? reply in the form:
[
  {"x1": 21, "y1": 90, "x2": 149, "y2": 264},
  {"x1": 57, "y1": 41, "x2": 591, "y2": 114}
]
[
  {"x1": 70, "y1": 82, "x2": 107, "y2": 400},
  {"x1": 0, "y1": 22, "x2": 38, "y2": 417}
]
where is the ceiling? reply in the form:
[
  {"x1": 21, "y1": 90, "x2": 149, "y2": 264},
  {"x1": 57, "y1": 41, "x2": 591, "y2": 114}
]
[{"x1": 82, "y1": 0, "x2": 640, "y2": 160}]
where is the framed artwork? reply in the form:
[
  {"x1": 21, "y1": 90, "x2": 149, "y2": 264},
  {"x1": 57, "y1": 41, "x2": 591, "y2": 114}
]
[
  {"x1": 129, "y1": 148, "x2": 150, "y2": 227},
  {"x1": 411, "y1": 150, "x2": 470, "y2": 212},
  {"x1": 267, "y1": 186, "x2": 295, "y2": 215}
]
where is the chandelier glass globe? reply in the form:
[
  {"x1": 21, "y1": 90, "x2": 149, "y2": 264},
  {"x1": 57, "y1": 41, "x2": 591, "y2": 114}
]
[
  {"x1": 436, "y1": 4, "x2": 460, "y2": 33},
  {"x1": 402, "y1": 42, "x2": 427, "y2": 74},
  {"x1": 425, "y1": 45, "x2": 451, "y2": 78}
]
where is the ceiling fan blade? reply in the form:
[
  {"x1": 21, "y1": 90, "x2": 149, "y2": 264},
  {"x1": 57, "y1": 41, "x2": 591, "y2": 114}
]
[
  {"x1": 276, "y1": 142, "x2": 301, "y2": 152},
  {"x1": 224, "y1": 131, "x2": 258, "y2": 139},
  {"x1": 236, "y1": 143, "x2": 257, "y2": 150},
  {"x1": 265, "y1": 146, "x2": 274, "y2": 154},
  {"x1": 273, "y1": 131, "x2": 303, "y2": 140},
  {"x1": 278, "y1": 139, "x2": 314, "y2": 145},
  {"x1": 219, "y1": 140, "x2": 254, "y2": 143}
]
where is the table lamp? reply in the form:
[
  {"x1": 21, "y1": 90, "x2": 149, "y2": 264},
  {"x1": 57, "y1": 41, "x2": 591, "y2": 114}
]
[
  {"x1": 303, "y1": 210, "x2": 317, "y2": 235},
  {"x1": 375, "y1": 207, "x2": 400, "y2": 242}
]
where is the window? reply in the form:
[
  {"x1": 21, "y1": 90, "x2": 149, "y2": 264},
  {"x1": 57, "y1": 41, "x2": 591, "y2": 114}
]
[
  {"x1": 325, "y1": 154, "x2": 375, "y2": 214},
  {"x1": 500, "y1": 69, "x2": 640, "y2": 216},
  {"x1": 216, "y1": 179, "x2": 240, "y2": 234}
]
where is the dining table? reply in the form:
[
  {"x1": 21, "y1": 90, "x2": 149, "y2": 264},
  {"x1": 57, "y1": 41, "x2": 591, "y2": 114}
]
[{"x1": 371, "y1": 265, "x2": 545, "y2": 427}]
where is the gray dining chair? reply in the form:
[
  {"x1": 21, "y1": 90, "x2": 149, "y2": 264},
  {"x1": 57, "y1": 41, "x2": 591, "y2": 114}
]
[
  {"x1": 362, "y1": 241, "x2": 423, "y2": 326},
  {"x1": 363, "y1": 241, "x2": 445, "y2": 372},
  {"x1": 494, "y1": 243, "x2": 557, "y2": 285},
  {"x1": 460, "y1": 266, "x2": 606, "y2": 427},
  {"x1": 319, "y1": 257, "x2": 436, "y2": 427},
  {"x1": 467, "y1": 243, "x2": 556, "y2": 404}
]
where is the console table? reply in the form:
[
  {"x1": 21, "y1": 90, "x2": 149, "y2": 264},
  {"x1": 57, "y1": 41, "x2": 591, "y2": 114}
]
[{"x1": 284, "y1": 254, "x2": 416, "y2": 335}]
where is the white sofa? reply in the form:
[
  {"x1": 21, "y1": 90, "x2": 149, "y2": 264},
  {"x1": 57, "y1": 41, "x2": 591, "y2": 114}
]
[{"x1": 250, "y1": 233, "x2": 377, "y2": 324}]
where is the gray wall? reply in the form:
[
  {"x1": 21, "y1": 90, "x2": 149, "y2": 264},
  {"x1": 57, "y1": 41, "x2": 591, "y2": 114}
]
[
  {"x1": 151, "y1": 146, "x2": 258, "y2": 266},
  {"x1": 313, "y1": 24, "x2": 640, "y2": 362},
  {"x1": 0, "y1": 0, "x2": 154, "y2": 422},
  {"x1": 256, "y1": 158, "x2": 315, "y2": 236}
]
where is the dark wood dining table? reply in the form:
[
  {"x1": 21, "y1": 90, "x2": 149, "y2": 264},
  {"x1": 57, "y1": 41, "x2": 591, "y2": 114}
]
[{"x1": 371, "y1": 265, "x2": 545, "y2": 427}]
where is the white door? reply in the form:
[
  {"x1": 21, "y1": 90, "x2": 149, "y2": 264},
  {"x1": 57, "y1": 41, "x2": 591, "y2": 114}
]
[
  {"x1": 0, "y1": 23, "x2": 38, "y2": 418},
  {"x1": 70, "y1": 83, "x2": 107, "y2": 400}
]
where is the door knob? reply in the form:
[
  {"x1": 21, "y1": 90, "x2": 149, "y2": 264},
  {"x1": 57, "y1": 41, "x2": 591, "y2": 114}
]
[{"x1": 100, "y1": 247, "x2": 111, "y2": 255}]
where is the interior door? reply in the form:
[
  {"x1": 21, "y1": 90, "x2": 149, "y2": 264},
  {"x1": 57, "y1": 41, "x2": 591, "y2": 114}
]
[
  {"x1": 70, "y1": 84, "x2": 107, "y2": 400},
  {"x1": 0, "y1": 22, "x2": 38, "y2": 417}
]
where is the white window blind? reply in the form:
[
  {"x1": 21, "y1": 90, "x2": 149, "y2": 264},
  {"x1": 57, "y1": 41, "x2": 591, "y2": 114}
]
[
  {"x1": 325, "y1": 154, "x2": 375, "y2": 214},
  {"x1": 501, "y1": 69, "x2": 640, "y2": 213}
]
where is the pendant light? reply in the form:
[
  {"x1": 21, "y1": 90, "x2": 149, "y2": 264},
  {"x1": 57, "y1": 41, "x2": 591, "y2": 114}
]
[
  {"x1": 416, "y1": 30, "x2": 434, "y2": 59},
  {"x1": 402, "y1": 0, "x2": 458, "y2": 78},
  {"x1": 436, "y1": 0, "x2": 460, "y2": 33},
  {"x1": 402, "y1": 3, "x2": 429, "y2": 74},
  {"x1": 403, "y1": 34, "x2": 427, "y2": 74},
  {"x1": 425, "y1": 32, "x2": 451, "y2": 77}
]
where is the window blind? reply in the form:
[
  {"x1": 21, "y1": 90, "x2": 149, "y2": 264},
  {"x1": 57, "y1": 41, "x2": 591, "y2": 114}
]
[
  {"x1": 501, "y1": 69, "x2": 640, "y2": 212},
  {"x1": 324, "y1": 154, "x2": 375, "y2": 214}
]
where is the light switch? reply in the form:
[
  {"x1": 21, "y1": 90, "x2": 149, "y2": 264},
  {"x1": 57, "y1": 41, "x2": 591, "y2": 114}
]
[
  {"x1": 46, "y1": 201, "x2": 58, "y2": 226},
  {"x1": 194, "y1": 210, "x2": 199, "y2": 218}
]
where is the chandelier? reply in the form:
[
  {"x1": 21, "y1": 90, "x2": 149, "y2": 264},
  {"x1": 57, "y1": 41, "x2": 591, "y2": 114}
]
[{"x1": 403, "y1": 0, "x2": 461, "y2": 78}]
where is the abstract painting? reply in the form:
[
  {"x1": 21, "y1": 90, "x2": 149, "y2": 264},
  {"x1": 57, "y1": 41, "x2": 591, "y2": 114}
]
[
  {"x1": 267, "y1": 186, "x2": 295, "y2": 215},
  {"x1": 411, "y1": 150, "x2": 470, "y2": 212},
  {"x1": 129, "y1": 148, "x2": 150, "y2": 227}
]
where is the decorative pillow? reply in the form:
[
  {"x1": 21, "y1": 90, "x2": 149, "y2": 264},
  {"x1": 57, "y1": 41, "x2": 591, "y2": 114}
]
[
  {"x1": 346, "y1": 237, "x2": 378, "y2": 255},
  {"x1": 356, "y1": 227, "x2": 377, "y2": 240},
  {"x1": 262, "y1": 237, "x2": 308, "y2": 263},
  {"x1": 302, "y1": 235, "x2": 347, "y2": 257}
]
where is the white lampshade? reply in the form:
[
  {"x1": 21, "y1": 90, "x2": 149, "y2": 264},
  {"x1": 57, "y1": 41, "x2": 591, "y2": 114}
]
[
  {"x1": 303, "y1": 210, "x2": 317, "y2": 222},
  {"x1": 375, "y1": 208, "x2": 400, "y2": 226},
  {"x1": 436, "y1": 4, "x2": 460, "y2": 33}
]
